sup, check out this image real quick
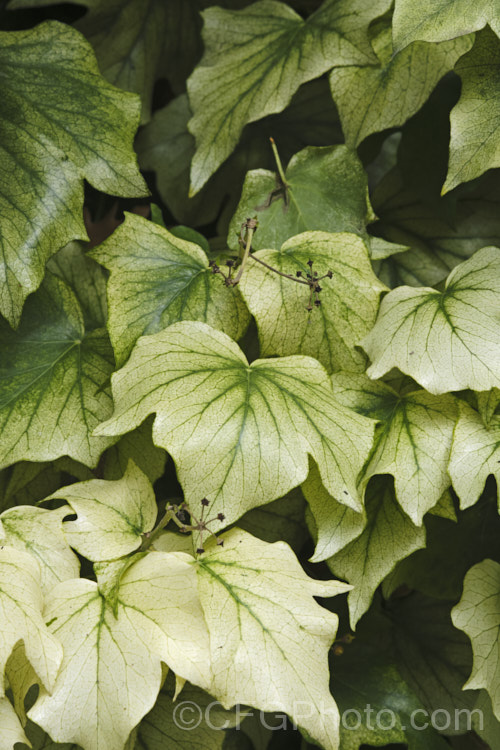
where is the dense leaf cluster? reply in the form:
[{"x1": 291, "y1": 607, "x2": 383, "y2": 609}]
[{"x1": 0, "y1": 0, "x2": 500, "y2": 749}]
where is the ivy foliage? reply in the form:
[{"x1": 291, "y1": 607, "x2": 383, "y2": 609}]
[{"x1": 1, "y1": 1, "x2": 500, "y2": 749}]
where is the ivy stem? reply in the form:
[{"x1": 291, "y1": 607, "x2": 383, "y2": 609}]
[
  {"x1": 249, "y1": 254, "x2": 311, "y2": 286},
  {"x1": 140, "y1": 504, "x2": 182, "y2": 551},
  {"x1": 233, "y1": 219, "x2": 257, "y2": 284},
  {"x1": 270, "y1": 137, "x2": 288, "y2": 187}
]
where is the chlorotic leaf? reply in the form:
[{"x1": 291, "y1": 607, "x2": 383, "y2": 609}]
[
  {"x1": 363, "y1": 246, "x2": 500, "y2": 394},
  {"x1": 239, "y1": 232, "x2": 385, "y2": 374},
  {"x1": 28, "y1": 551, "x2": 212, "y2": 750},
  {"x1": 137, "y1": 80, "x2": 342, "y2": 229},
  {"x1": 0, "y1": 547, "x2": 62, "y2": 698},
  {"x1": 451, "y1": 558, "x2": 500, "y2": 721},
  {"x1": 197, "y1": 528, "x2": 350, "y2": 750},
  {"x1": 330, "y1": 373, "x2": 457, "y2": 524},
  {"x1": 444, "y1": 29, "x2": 500, "y2": 193},
  {"x1": 48, "y1": 460, "x2": 157, "y2": 561},
  {"x1": 0, "y1": 506, "x2": 79, "y2": 596},
  {"x1": 227, "y1": 146, "x2": 374, "y2": 251},
  {"x1": 187, "y1": 0, "x2": 391, "y2": 191},
  {"x1": 90, "y1": 212, "x2": 250, "y2": 366},
  {"x1": 302, "y1": 460, "x2": 366, "y2": 562},
  {"x1": 95, "y1": 320, "x2": 376, "y2": 527},
  {"x1": 0, "y1": 21, "x2": 147, "y2": 326},
  {"x1": 0, "y1": 274, "x2": 116, "y2": 470},
  {"x1": 477, "y1": 387, "x2": 500, "y2": 427},
  {"x1": 330, "y1": 21, "x2": 472, "y2": 148},
  {"x1": 47, "y1": 241, "x2": 108, "y2": 332},
  {"x1": 326, "y1": 477, "x2": 426, "y2": 627},
  {"x1": 448, "y1": 400, "x2": 500, "y2": 510},
  {"x1": 0, "y1": 696, "x2": 30, "y2": 750},
  {"x1": 393, "y1": 0, "x2": 500, "y2": 51}
]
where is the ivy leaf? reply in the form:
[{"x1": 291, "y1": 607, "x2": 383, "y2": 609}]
[
  {"x1": 47, "y1": 241, "x2": 108, "y2": 332},
  {"x1": 451, "y1": 558, "x2": 500, "y2": 721},
  {"x1": 237, "y1": 488, "x2": 308, "y2": 553},
  {"x1": 477, "y1": 387, "x2": 500, "y2": 427},
  {"x1": 363, "y1": 246, "x2": 500, "y2": 394},
  {"x1": 332, "y1": 619, "x2": 450, "y2": 750},
  {"x1": 329, "y1": 20, "x2": 472, "y2": 148},
  {"x1": 227, "y1": 146, "x2": 374, "y2": 252},
  {"x1": 326, "y1": 477, "x2": 426, "y2": 627},
  {"x1": 136, "y1": 677, "x2": 238, "y2": 750},
  {"x1": 384, "y1": 490, "x2": 500, "y2": 602},
  {"x1": 0, "y1": 21, "x2": 147, "y2": 326},
  {"x1": 0, "y1": 506, "x2": 79, "y2": 596},
  {"x1": 0, "y1": 697, "x2": 29, "y2": 750},
  {"x1": 302, "y1": 459, "x2": 366, "y2": 562},
  {"x1": 90, "y1": 212, "x2": 250, "y2": 367},
  {"x1": 0, "y1": 547, "x2": 63, "y2": 700},
  {"x1": 444, "y1": 29, "x2": 500, "y2": 193},
  {"x1": 0, "y1": 274, "x2": 116, "y2": 470},
  {"x1": 0, "y1": 457, "x2": 92, "y2": 511},
  {"x1": 330, "y1": 373, "x2": 457, "y2": 524},
  {"x1": 95, "y1": 320, "x2": 376, "y2": 527},
  {"x1": 48, "y1": 461, "x2": 157, "y2": 562},
  {"x1": 101, "y1": 416, "x2": 166, "y2": 484},
  {"x1": 393, "y1": 0, "x2": 500, "y2": 51},
  {"x1": 187, "y1": 0, "x2": 390, "y2": 191},
  {"x1": 238, "y1": 232, "x2": 385, "y2": 374},
  {"x1": 449, "y1": 401, "x2": 500, "y2": 510},
  {"x1": 388, "y1": 593, "x2": 478, "y2": 733},
  {"x1": 197, "y1": 528, "x2": 350, "y2": 750},
  {"x1": 28, "y1": 551, "x2": 212, "y2": 750},
  {"x1": 137, "y1": 80, "x2": 342, "y2": 230}
]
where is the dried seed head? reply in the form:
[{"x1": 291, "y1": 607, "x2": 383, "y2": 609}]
[
  {"x1": 296, "y1": 270, "x2": 302, "y2": 277},
  {"x1": 217, "y1": 513, "x2": 225, "y2": 521},
  {"x1": 326, "y1": 270, "x2": 333, "y2": 279},
  {"x1": 201, "y1": 498, "x2": 210, "y2": 507},
  {"x1": 314, "y1": 299, "x2": 321, "y2": 307},
  {"x1": 196, "y1": 547, "x2": 205, "y2": 554},
  {"x1": 307, "y1": 259, "x2": 313, "y2": 267}
]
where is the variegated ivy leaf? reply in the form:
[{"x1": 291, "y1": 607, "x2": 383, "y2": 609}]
[
  {"x1": 227, "y1": 146, "x2": 374, "y2": 252},
  {"x1": 0, "y1": 696, "x2": 29, "y2": 750},
  {"x1": 95, "y1": 321, "x2": 376, "y2": 527},
  {"x1": 444, "y1": 29, "x2": 500, "y2": 193},
  {"x1": 393, "y1": 0, "x2": 499, "y2": 51},
  {"x1": 448, "y1": 401, "x2": 500, "y2": 510},
  {"x1": 477, "y1": 387, "x2": 500, "y2": 427},
  {"x1": 329, "y1": 19, "x2": 472, "y2": 148},
  {"x1": 48, "y1": 460, "x2": 157, "y2": 562},
  {"x1": 363, "y1": 246, "x2": 500, "y2": 394},
  {"x1": 90, "y1": 212, "x2": 250, "y2": 366},
  {"x1": 238, "y1": 232, "x2": 385, "y2": 374},
  {"x1": 101, "y1": 415, "x2": 166, "y2": 483},
  {"x1": 0, "y1": 21, "x2": 147, "y2": 326},
  {"x1": 197, "y1": 528, "x2": 350, "y2": 750},
  {"x1": 0, "y1": 273, "x2": 116, "y2": 470},
  {"x1": 302, "y1": 460, "x2": 366, "y2": 562},
  {"x1": 187, "y1": 0, "x2": 391, "y2": 191},
  {"x1": 451, "y1": 558, "x2": 500, "y2": 721},
  {"x1": 330, "y1": 373, "x2": 457, "y2": 524},
  {"x1": 0, "y1": 547, "x2": 63, "y2": 700},
  {"x1": 28, "y1": 551, "x2": 212, "y2": 750},
  {"x1": 326, "y1": 477, "x2": 426, "y2": 627},
  {"x1": 0, "y1": 506, "x2": 79, "y2": 597}
]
